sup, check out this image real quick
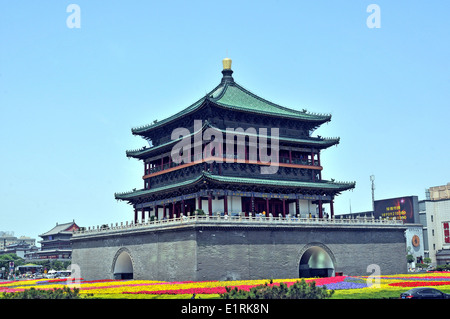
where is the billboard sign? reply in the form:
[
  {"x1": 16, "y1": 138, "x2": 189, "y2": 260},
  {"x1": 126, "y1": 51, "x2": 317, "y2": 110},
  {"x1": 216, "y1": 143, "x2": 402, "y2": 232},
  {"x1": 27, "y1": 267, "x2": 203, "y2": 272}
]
[{"x1": 374, "y1": 196, "x2": 418, "y2": 224}]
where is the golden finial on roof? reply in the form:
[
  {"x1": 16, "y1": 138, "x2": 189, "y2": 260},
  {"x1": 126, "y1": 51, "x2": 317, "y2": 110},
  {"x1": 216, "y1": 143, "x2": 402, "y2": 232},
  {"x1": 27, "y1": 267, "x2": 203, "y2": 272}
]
[{"x1": 222, "y1": 57, "x2": 232, "y2": 70}]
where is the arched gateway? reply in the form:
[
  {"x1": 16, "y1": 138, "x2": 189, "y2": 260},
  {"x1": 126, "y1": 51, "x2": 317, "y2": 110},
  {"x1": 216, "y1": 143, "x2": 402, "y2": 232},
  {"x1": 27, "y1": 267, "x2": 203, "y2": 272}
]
[
  {"x1": 298, "y1": 243, "x2": 336, "y2": 278},
  {"x1": 112, "y1": 248, "x2": 134, "y2": 279}
]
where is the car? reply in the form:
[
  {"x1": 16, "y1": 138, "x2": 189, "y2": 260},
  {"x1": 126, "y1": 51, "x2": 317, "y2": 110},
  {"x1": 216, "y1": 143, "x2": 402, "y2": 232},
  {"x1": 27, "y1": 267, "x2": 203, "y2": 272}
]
[{"x1": 400, "y1": 287, "x2": 450, "y2": 299}]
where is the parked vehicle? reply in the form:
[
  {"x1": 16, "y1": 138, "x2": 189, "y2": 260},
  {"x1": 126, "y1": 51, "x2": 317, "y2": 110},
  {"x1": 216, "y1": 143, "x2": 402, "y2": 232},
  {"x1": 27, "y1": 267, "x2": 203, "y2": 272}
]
[{"x1": 400, "y1": 287, "x2": 450, "y2": 299}]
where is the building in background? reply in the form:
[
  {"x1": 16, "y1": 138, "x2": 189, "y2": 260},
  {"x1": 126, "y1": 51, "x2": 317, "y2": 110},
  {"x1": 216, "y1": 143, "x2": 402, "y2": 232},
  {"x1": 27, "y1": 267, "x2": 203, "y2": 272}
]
[
  {"x1": 1, "y1": 241, "x2": 39, "y2": 259},
  {"x1": 0, "y1": 233, "x2": 38, "y2": 259},
  {"x1": 420, "y1": 183, "x2": 450, "y2": 266},
  {"x1": 336, "y1": 196, "x2": 420, "y2": 223},
  {"x1": 0, "y1": 232, "x2": 17, "y2": 250},
  {"x1": 36, "y1": 221, "x2": 80, "y2": 261},
  {"x1": 0, "y1": 233, "x2": 35, "y2": 249},
  {"x1": 336, "y1": 184, "x2": 450, "y2": 268},
  {"x1": 336, "y1": 196, "x2": 424, "y2": 268}
]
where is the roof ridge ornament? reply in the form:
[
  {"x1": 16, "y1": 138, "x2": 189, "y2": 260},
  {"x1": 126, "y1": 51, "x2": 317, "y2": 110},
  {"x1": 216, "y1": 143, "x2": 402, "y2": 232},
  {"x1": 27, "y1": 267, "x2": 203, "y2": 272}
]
[
  {"x1": 221, "y1": 57, "x2": 234, "y2": 84},
  {"x1": 222, "y1": 57, "x2": 232, "y2": 70}
]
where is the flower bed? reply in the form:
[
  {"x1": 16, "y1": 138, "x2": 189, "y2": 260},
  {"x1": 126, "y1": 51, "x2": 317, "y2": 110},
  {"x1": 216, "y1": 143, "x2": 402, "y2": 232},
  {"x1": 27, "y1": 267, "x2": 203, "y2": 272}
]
[{"x1": 1, "y1": 272, "x2": 450, "y2": 299}]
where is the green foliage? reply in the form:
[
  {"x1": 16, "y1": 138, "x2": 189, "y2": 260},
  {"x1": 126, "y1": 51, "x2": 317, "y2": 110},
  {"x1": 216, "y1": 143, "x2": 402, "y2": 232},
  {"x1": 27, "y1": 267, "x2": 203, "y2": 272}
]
[
  {"x1": 195, "y1": 209, "x2": 205, "y2": 216},
  {"x1": 220, "y1": 279, "x2": 334, "y2": 299},
  {"x1": 33, "y1": 260, "x2": 71, "y2": 271},
  {"x1": 406, "y1": 254, "x2": 415, "y2": 263},
  {"x1": 1, "y1": 286, "x2": 92, "y2": 299},
  {"x1": 0, "y1": 254, "x2": 25, "y2": 273},
  {"x1": 435, "y1": 264, "x2": 450, "y2": 271}
]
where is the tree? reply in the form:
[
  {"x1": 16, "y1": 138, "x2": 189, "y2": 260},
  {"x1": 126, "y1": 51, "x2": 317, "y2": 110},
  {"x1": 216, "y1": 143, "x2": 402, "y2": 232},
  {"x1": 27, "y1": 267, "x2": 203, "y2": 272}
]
[
  {"x1": 407, "y1": 254, "x2": 415, "y2": 264},
  {"x1": 0, "y1": 254, "x2": 25, "y2": 273},
  {"x1": 51, "y1": 260, "x2": 64, "y2": 271}
]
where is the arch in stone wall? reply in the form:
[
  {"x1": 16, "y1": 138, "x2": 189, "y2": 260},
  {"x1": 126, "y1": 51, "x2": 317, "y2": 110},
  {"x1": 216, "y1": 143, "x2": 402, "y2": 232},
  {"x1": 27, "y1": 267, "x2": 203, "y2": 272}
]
[
  {"x1": 298, "y1": 242, "x2": 336, "y2": 278},
  {"x1": 112, "y1": 247, "x2": 134, "y2": 279}
]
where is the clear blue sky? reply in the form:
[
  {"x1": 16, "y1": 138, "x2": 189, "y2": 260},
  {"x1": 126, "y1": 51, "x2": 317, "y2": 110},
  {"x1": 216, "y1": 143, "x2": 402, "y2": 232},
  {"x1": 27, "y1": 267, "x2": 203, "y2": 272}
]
[{"x1": 1, "y1": 1, "x2": 449, "y2": 244}]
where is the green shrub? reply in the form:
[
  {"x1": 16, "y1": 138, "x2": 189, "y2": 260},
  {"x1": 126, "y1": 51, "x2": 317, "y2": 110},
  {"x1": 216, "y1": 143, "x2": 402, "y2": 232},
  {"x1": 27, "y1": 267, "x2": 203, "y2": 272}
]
[
  {"x1": 435, "y1": 265, "x2": 450, "y2": 271},
  {"x1": 1, "y1": 286, "x2": 92, "y2": 299},
  {"x1": 415, "y1": 263, "x2": 429, "y2": 269},
  {"x1": 195, "y1": 209, "x2": 205, "y2": 215},
  {"x1": 220, "y1": 279, "x2": 334, "y2": 299}
]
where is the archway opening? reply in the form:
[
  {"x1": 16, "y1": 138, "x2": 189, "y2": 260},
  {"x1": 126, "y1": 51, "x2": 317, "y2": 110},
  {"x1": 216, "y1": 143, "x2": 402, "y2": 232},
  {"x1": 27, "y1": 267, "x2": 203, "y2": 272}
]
[
  {"x1": 113, "y1": 251, "x2": 133, "y2": 279},
  {"x1": 299, "y1": 246, "x2": 335, "y2": 278}
]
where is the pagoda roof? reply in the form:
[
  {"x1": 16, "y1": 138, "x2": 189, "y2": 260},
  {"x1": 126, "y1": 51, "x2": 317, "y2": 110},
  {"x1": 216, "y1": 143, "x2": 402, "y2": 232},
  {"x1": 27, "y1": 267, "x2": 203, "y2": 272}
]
[
  {"x1": 39, "y1": 221, "x2": 79, "y2": 237},
  {"x1": 131, "y1": 65, "x2": 331, "y2": 136},
  {"x1": 212, "y1": 82, "x2": 330, "y2": 122},
  {"x1": 126, "y1": 121, "x2": 340, "y2": 159},
  {"x1": 114, "y1": 171, "x2": 355, "y2": 201}
]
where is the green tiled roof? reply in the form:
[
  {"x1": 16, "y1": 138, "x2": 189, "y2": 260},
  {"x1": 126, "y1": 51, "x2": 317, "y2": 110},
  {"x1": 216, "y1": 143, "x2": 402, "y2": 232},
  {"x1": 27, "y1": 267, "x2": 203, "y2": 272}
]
[
  {"x1": 126, "y1": 120, "x2": 210, "y2": 158},
  {"x1": 131, "y1": 76, "x2": 330, "y2": 136},
  {"x1": 126, "y1": 122, "x2": 340, "y2": 159},
  {"x1": 214, "y1": 83, "x2": 330, "y2": 121},
  {"x1": 131, "y1": 94, "x2": 210, "y2": 135},
  {"x1": 204, "y1": 172, "x2": 355, "y2": 191},
  {"x1": 114, "y1": 171, "x2": 355, "y2": 201},
  {"x1": 115, "y1": 174, "x2": 205, "y2": 200}
]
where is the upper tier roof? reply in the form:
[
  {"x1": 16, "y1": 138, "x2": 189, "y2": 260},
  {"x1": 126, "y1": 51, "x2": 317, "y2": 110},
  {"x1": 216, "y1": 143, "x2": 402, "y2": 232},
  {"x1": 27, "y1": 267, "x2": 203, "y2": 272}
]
[
  {"x1": 39, "y1": 221, "x2": 79, "y2": 237},
  {"x1": 126, "y1": 121, "x2": 340, "y2": 159},
  {"x1": 131, "y1": 60, "x2": 331, "y2": 136}
]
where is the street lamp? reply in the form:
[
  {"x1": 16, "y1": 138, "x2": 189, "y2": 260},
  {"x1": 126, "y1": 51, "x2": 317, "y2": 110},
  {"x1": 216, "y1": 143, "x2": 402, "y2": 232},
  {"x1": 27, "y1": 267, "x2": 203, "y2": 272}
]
[{"x1": 370, "y1": 175, "x2": 375, "y2": 211}]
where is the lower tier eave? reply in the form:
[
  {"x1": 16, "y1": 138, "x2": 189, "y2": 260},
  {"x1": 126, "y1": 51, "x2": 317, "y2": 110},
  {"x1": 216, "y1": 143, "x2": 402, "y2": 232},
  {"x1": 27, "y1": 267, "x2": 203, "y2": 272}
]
[{"x1": 114, "y1": 172, "x2": 355, "y2": 205}]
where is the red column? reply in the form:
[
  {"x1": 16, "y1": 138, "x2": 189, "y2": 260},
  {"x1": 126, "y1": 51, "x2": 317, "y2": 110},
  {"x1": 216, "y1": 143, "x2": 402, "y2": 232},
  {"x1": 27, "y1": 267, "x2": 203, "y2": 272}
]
[
  {"x1": 208, "y1": 193, "x2": 212, "y2": 216},
  {"x1": 197, "y1": 196, "x2": 202, "y2": 210},
  {"x1": 224, "y1": 195, "x2": 228, "y2": 215},
  {"x1": 289, "y1": 150, "x2": 292, "y2": 164},
  {"x1": 172, "y1": 202, "x2": 176, "y2": 218},
  {"x1": 251, "y1": 195, "x2": 255, "y2": 216},
  {"x1": 330, "y1": 200, "x2": 334, "y2": 219},
  {"x1": 182, "y1": 199, "x2": 185, "y2": 215},
  {"x1": 317, "y1": 152, "x2": 322, "y2": 180},
  {"x1": 312, "y1": 152, "x2": 316, "y2": 182},
  {"x1": 282, "y1": 199, "x2": 286, "y2": 217},
  {"x1": 142, "y1": 208, "x2": 145, "y2": 222},
  {"x1": 266, "y1": 198, "x2": 269, "y2": 215},
  {"x1": 318, "y1": 200, "x2": 323, "y2": 218},
  {"x1": 134, "y1": 208, "x2": 138, "y2": 224}
]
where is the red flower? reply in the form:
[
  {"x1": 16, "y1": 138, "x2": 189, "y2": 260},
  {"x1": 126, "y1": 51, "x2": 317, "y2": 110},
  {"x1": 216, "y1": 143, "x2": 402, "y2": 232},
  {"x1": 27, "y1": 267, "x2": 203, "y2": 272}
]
[{"x1": 389, "y1": 281, "x2": 450, "y2": 287}]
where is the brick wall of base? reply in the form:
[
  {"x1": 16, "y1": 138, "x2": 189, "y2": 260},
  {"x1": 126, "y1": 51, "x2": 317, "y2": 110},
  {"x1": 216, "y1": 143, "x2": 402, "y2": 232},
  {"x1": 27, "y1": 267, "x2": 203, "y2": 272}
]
[{"x1": 71, "y1": 222, "x2": 408, "y2": 281}]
